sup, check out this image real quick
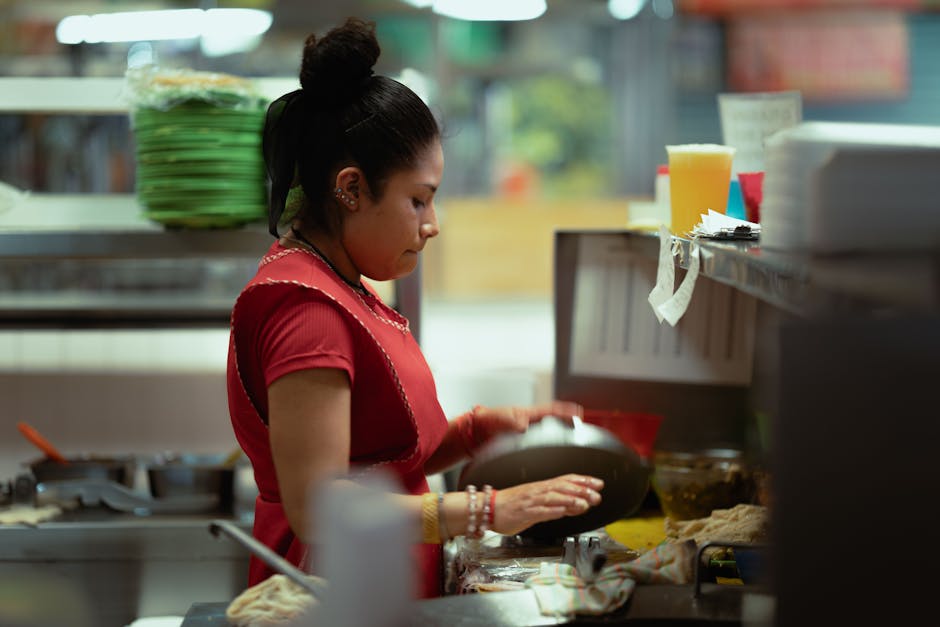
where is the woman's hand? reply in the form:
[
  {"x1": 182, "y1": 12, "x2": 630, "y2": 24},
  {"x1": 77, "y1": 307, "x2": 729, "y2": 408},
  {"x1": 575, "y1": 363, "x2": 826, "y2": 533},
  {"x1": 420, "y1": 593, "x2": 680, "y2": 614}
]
[
  {"x1": 490, "y1": 474, "x2": 603, "y2": 537},
  {"x1": 460, "y1": 400, "x2": 583, "y2": 451}
]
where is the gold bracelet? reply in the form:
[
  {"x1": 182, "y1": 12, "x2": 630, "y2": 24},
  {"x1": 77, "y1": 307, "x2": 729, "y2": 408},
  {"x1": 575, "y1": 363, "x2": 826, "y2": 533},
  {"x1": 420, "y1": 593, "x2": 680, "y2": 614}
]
[{"x1": 421, "y1": 492, "x2": 441, "y2": 544}]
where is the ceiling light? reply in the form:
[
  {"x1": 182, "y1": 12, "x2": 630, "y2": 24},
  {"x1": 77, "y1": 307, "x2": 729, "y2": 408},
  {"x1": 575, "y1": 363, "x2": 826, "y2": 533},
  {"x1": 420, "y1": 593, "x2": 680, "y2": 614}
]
[
  {"x1": 55, "y1": 8, "x2": 273, "y2": 46},
  {"x1": 608, "y1": 0, "x2": 648, "y2": 21},
  {"x1": 432, "y1": 0, "x2": 546, "y2": 21}
]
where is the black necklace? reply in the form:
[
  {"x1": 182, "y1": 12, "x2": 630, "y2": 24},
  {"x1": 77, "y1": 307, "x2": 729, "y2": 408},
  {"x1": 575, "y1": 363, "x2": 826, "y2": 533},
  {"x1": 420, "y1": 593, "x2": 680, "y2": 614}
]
[{"x1": 288, "y1": 229, "x2": 368, "y2": 296}]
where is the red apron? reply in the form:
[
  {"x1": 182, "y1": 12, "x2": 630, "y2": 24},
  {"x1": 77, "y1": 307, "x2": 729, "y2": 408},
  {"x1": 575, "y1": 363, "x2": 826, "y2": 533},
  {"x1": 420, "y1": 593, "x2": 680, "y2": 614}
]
[{"x1": 227, "y1": 243, "x2": 448, "y2": 598}]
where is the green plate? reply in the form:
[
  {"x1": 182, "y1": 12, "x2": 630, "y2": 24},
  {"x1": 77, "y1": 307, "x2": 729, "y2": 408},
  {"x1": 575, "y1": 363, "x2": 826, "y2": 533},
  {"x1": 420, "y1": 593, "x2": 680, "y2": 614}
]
[
  {"x1": 138, "y1": 193, "x2": 266, "y2": 206},
  {"x1": 137, "y1": 150, "x2": 264, "y2": 165},
  {"x1": 136, "y1": 120, "x2": 263, "y2": 129},
  {"x1": 136, "y1": 163, "x2": 263, "y2": 177},
  {"x1": 135, "y1": 128, "x2": 261, "y2": 145},
  {"x1": 141, "y1": 205, "x2": 265, "y2": 218},
  {"x1": 138, "y1": 179, "x2": 264, "y2": 192},
  {"x1": 134, "y1": 102, "x2": 265, "y2": 116},
  {"x1": 137, "y1": 165, "x2": 262, "y2": 176},
  {"x1": 145, "y1": 206, "x2": 264, "y2": 216},
  {"x1": 133, "y1": 109, "x2": 264, "y2": 128},
  {"x1": 135, "y1": 175, "x2": 264, "y2": 187},
  {"x1": 137, "y1": 137, "x2": 261, "y2": 156},
  {"x1": 143, "y1": 207, "x2": 265, "y2": 223},
  {"x1": 145, "y1": 213, "x2": 262, "y2": 229}
]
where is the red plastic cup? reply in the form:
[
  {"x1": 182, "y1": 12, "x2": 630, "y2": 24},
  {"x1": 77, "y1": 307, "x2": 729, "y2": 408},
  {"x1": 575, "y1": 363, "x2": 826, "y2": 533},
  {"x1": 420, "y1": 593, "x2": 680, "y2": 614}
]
[{"x1": 737, "y1": 171, "x2": 764, "y2": 224}]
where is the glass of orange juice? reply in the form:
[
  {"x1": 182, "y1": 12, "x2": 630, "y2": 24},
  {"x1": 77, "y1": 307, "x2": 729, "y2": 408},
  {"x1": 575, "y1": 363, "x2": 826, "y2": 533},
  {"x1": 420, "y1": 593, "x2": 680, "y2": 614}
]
[{"x1": 665, "y1": 144, "x2": 736, "y2": 236}]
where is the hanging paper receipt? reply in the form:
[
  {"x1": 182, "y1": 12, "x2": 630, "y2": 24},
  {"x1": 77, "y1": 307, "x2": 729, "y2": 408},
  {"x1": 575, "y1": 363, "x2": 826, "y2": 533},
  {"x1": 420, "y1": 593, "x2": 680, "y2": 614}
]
[{"x1": 647, "y1": 224, "x2": 701, "y2": 326}]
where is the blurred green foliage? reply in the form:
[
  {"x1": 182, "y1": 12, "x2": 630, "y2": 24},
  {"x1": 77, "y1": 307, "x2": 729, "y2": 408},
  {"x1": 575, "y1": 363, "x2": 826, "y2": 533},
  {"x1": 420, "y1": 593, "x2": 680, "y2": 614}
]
[{"x1": 506, "y1": 76, "x2": 613, "y2": 197}]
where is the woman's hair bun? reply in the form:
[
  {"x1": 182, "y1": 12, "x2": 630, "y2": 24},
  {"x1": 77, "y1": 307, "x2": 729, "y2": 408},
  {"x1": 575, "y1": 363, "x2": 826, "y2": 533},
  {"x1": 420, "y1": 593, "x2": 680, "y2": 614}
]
[{"x1": 300, "y1": 17, "x2": 380, "y2": 109}]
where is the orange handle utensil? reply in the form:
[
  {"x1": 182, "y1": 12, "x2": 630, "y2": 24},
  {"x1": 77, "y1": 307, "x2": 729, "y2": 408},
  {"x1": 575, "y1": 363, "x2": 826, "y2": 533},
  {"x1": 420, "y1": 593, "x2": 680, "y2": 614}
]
[{"x1": 17, "y1": 421, "x2": 69, "y2": 464}]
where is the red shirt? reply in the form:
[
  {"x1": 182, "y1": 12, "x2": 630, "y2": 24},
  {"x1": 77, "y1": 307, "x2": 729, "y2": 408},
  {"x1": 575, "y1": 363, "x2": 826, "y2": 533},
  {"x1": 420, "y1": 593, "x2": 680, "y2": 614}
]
[{"x1": 227, "y1": 241, "x2": 448, "y2": 598}]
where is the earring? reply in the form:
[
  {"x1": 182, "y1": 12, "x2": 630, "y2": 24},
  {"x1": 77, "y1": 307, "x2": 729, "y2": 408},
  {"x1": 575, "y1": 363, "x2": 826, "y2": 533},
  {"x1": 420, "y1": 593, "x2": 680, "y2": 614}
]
[{"x1": 334, "y1": 187, "x2": 356, "y2": 206}]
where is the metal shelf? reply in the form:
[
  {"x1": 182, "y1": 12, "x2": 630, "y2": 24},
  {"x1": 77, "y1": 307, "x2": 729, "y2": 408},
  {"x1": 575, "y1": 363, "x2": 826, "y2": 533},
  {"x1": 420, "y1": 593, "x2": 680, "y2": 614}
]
[
  {"x1": 0, "y1": 294, "x2": 239, "y2": 328},
  {"x1": 0, "y1": 227, "x2": 272, "y2": 260},
  {"x1": 671, "y1": 233, "x2": 939, "y2": 315},
  {"x1": 0, "y1": 76, "x2": 298, "y2": 114},
  {"x1": 0, "y1": 194, "x2": 422, "y2": 336},
  {"x1": 559, "y1": 229, "x2": 940, "y2": 316},
  {"x1": 0, "y1": 194, "x2": 272, "y2": 259}
]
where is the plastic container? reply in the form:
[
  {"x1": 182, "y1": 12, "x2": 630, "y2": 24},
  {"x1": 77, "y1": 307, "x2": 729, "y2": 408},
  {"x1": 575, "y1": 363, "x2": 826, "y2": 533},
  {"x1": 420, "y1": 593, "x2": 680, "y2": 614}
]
[{"x1": 737, "y1": 171, "x2": 765, "y2": 224}]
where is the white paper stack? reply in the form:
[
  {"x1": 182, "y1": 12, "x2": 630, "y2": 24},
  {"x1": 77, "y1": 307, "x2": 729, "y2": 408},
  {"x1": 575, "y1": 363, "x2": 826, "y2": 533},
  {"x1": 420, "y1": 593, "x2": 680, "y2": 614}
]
[
  {"x1": 760, "y1": 121, "x2": 940, "y2": 253},
  {"x1": 692, "y1": 209, "x2": 760, "y2": 237}
]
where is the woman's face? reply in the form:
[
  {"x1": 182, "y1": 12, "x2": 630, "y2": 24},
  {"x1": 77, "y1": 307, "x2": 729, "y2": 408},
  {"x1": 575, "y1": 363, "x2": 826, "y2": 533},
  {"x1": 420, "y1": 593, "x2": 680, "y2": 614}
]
[{"x1": 343, "y1": 140, "x2": 444, "y2": 282}]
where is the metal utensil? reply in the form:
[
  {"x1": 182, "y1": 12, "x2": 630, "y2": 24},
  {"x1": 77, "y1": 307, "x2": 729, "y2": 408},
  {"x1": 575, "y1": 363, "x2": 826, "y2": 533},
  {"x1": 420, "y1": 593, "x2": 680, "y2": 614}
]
[
  {"x1": 208, "y1": 519, "x2": 327, "y2": 601},
  {"x1": 17, "y1": 421, "x2": 69, "y2": 464}
]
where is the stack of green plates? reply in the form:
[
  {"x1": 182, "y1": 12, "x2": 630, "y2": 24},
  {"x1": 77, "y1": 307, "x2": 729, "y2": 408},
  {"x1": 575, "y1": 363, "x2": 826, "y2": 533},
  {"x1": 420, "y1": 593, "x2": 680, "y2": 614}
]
[{"x1": 133, "y1": 101, "x2": 267, "y2": 229}]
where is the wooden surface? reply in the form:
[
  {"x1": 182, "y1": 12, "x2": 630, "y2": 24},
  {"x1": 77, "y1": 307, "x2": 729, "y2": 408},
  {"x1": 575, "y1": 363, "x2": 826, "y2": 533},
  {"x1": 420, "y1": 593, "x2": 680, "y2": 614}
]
[{"x1": 422, "y1": 197, "x2": 636, "y2": 299}]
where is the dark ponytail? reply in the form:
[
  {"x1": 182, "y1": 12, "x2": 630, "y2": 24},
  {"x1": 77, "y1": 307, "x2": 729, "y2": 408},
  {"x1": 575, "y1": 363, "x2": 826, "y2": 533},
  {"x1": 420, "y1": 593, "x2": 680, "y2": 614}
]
[{"x1": 262, "y1": 17, "x2": 440, "y2": 238}]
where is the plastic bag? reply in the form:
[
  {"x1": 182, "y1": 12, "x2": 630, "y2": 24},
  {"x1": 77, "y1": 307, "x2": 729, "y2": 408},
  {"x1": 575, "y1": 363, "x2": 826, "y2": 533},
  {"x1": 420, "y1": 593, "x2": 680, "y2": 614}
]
[{"x1": 123, "y1": 65, "x2": 266, "y2": 113}]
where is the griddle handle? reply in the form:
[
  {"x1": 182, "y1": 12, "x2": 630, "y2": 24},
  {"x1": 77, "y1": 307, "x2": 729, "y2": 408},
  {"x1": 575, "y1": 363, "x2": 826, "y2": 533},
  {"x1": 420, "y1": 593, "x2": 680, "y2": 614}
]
[{"x1": 209, "y1": 519, "x2": 326, "y2": 601}]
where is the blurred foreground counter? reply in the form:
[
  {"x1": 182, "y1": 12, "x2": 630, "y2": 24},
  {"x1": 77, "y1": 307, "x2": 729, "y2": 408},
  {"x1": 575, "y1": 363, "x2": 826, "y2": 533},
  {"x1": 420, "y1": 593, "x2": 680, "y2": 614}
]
[
  {"x1": 182, "y1": 583, "x2": 758, "y2": 626},
  {"x1": 0, "y1": 508, "x2": 251, "y2": 626},
  {"x1": 181, "y1": 523, "x2": 765, "y2": 627}
]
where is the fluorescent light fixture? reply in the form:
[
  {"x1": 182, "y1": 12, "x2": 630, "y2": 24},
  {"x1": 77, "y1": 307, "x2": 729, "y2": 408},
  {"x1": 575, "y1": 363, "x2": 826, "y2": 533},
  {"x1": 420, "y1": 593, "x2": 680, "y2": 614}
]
[
  {"x1": 608, "y1": 0, "x2": 648, "y2": 20},
  {"x1": 402, "y1": 0, "x2": 434, "y2": 7},
  {"x1": 432, "y1": 0, "x2": 546, "y2": 21},
  {"x1": 55, "y1": 8, "x2": 273, "y2": 47}
]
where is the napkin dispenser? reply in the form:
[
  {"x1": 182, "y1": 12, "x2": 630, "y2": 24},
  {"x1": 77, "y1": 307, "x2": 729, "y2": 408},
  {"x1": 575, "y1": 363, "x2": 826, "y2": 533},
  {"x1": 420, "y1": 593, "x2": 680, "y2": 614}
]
[{"x1": 760, "y1": 121, "x2": 940, "y2": 253}]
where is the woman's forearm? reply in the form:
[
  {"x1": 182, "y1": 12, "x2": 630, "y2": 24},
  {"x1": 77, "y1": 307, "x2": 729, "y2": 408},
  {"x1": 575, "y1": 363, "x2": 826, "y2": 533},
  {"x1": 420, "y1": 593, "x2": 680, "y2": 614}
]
[{"x1": 423, "y1": 412, "x2": 475, "y2": 475}]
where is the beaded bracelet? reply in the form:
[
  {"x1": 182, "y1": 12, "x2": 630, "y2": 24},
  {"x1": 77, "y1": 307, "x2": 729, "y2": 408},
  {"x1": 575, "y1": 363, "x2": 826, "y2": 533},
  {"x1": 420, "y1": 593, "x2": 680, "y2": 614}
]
[
  {"x1": 466, "y1": 484, "x2": 479, "y2": 538},
  {"x1": 489, "y1": 486, "x2": 498, "y2": 529},
  {"x1": 480, "y1": 484, "x2": 493, "y2": 535},
  {"x1": 421, "y1": 492, "x2": 441, "y2": 544}
]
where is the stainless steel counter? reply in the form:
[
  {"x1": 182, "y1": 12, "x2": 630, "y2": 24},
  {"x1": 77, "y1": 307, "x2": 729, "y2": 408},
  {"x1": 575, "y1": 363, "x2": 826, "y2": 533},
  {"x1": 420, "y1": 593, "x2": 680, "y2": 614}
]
[{"x1": 0, "y1": 510, "x2": 251, "y2": 627}]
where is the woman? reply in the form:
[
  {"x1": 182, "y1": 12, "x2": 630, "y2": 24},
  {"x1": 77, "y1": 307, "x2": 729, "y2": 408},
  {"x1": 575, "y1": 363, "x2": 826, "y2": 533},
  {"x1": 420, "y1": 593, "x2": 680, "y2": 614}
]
[{"x1": 226, "y1": 17, "x2": 604, "y2": 599}]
